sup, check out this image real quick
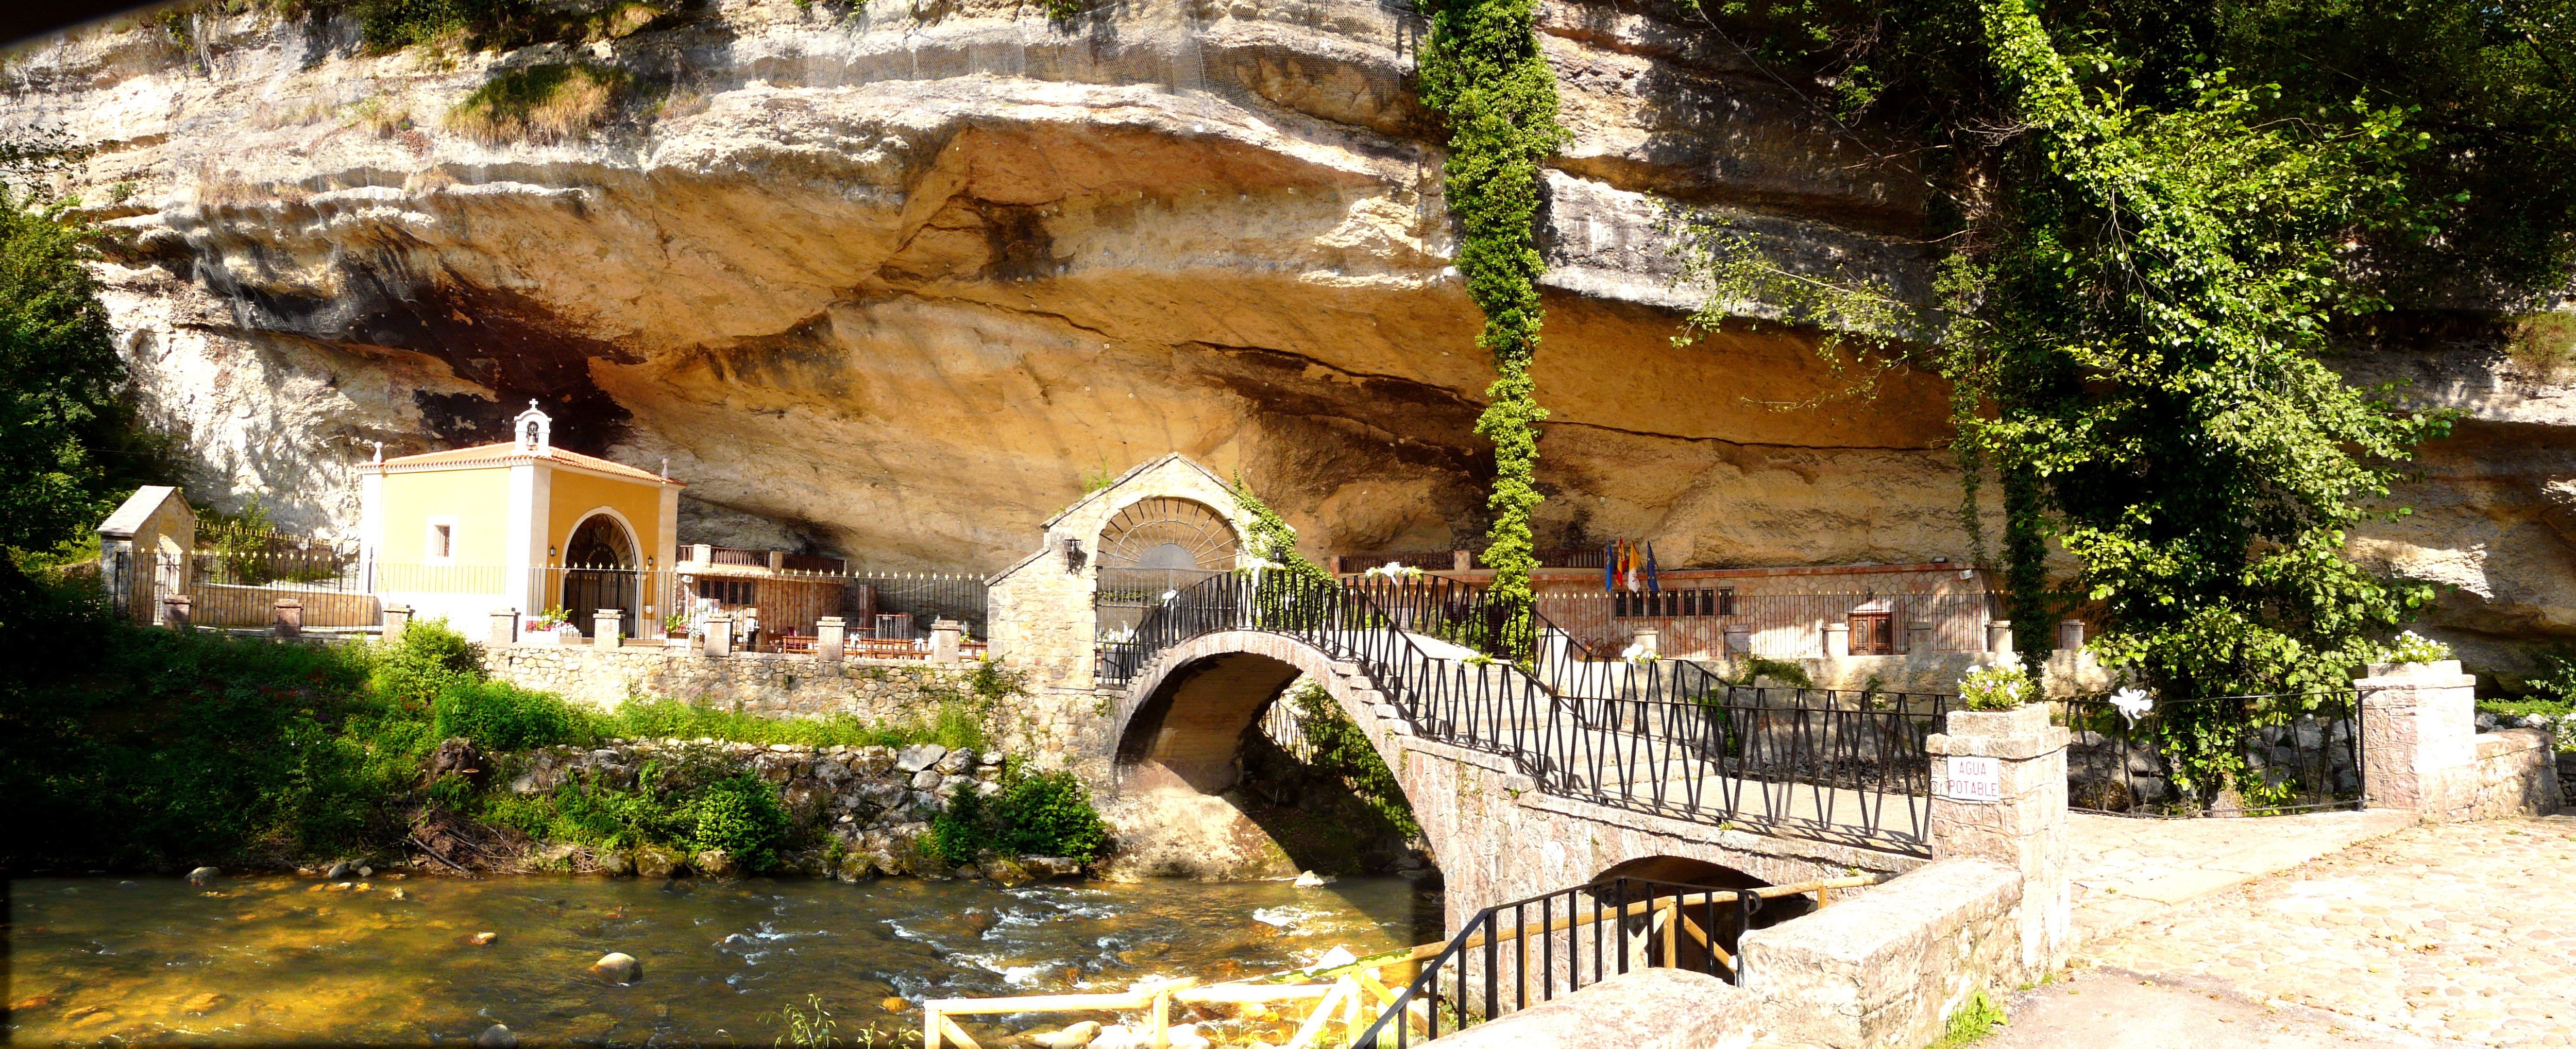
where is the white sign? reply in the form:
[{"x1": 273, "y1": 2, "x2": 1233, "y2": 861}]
[{"x1": 1942, "y1": 756, "x2": 2002, "y2": 802}]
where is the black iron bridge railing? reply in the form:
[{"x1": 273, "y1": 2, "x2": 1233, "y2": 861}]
[{"x1": 1095, "y1": 574, "x2": 1947, "y2": 856}]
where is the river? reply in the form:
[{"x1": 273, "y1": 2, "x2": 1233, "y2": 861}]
[{"x1": 7, "y1": 873, "x2": 1443, "y2": 1046}]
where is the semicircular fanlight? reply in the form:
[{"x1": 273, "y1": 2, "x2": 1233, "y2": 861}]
[{"x1": 1095, "y1": 497, "x2": 1239, "y2": 571}]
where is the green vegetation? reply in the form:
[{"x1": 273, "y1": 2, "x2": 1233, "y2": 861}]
[
  {"x1": 1286, "y1": 681, "x2": 1421, "y2": 840},
  {"x1": 0, "y1": 598, "x2": 1074, "y2": 872},
  {"x1": 1717, "y1": 655, "x2": 1814, "y2": 689},
  {"x1": 1417, "y1": 0, "x2": 1565, "y2": 634},
  {"x1": 444, "y1": 62, "x2": 631, "y2": 144},
  {"x1": 1679, "y1": 2, "x2": 2576, "y2": 720},
  {"x1": 2522, "y1": 647, "x2": 2576, "y2": 707},
  {"x1": 1927, "y1": 988, "x2": 2007, "y2": 1048},
  {"x1": 925, "y1": 762, "x2": 1114, "y2": 864},
  {"x1": 1958, "y1": 661, "x2": 2034, "y2": 711}
]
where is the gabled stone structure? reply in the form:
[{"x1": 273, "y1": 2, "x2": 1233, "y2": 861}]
[{"x1": 985, "y1": 453, "x2": 1253, "y2": 693}]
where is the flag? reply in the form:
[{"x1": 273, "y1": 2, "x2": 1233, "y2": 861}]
[
  {"x1": 1622, "y1": 541, "x2": 1641, "y2": 593},
  {"x1": 1603, "y1": 540, "x2": 1616, "y2": 593},
  {"x1": 1646, "y1": 543, "x2": 1659, "y2": 596}
]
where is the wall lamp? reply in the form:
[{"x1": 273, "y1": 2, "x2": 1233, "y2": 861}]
[{"x1": 1063, "y1": 537, "x2": 1087, "y2": 574}]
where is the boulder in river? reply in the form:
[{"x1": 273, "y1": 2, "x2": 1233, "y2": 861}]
[
  {"x1": 634, "y1": 845, "x2": 682, "y2": 880},
  {"x1": 1026, "y1": 1020, "x2": 1099, "y2": 1049},
  {"x1": 692, "y1": 849, "x2": 735, "y2": 878},
  {"x1": 597, "y1": 850, "x2": 635, "y2": 877},
  {"x1": 185, "y1": 866, "x2": 221, "y2": 886},
  {"x1": 589, "y1": 952, "x2": 643, "y2": 984},
  {"x1": 1020, "y1": 856, "x2": 1084, "y2": 880},
  {"x1": 324, "y1": 859, "x2": 356, "y2": 880},
  {"x1": 474, "y1": 1023, "x2": 519, "y2": 1048}
]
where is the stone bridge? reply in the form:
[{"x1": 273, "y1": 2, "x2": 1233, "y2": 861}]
[
  {"x1": 981, "y1": 453, "x2": 1935, "y2": 925},
  {"x1": 1105, "y1": 627, "x2": 1924, "y2": 927}
]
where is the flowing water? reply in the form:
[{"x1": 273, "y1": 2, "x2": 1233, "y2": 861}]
[{"x1": 7, "y1": 874, "x2": 1443, "y2": 1046}]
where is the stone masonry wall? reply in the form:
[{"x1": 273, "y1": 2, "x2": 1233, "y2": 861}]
[
  {"x1": 480, "y1": 645, "x2": 1118, "y2": 775},
  {"x1": 1739, "y1": 859, "x2": 2022, "y2": 1049},
  {"x1": 2470, "y1": 728, "x2": 2561, "y2": 821}
]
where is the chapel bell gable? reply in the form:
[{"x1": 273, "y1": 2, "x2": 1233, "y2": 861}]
[{"x1": 513, "y1": 401, "x2": 553, "y2": 455}]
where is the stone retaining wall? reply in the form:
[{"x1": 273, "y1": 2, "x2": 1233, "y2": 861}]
[
  {"x1": 480, "y1": 645, "x2": 1117, "y2": 772},
  {"x1": 1740, "y1": 859, "x2": 2023, "y2": 1049},
  {"x1": 2469, "y1": 728, "x2": 2561, "y2": 820}
]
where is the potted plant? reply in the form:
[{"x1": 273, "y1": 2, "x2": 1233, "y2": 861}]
[
  {"x1": 664, "y1": 610, "x2": 692, "y2": 647},
  {"x1": 523, "y1": 607, "x2": 574, "y2": 646},
  {"x1": 2367, "y1": 630, "x2": 2459, "y2": 678}
]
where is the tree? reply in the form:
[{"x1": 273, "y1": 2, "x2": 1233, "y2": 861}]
[{"x1": 1682, "y1": 0, "x2": 2576, "y2": 699}]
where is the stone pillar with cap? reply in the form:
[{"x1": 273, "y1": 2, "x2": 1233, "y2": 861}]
[
  {"x1": 816, "y1": 616, "x2": 846, "y2": 661},
  {"x1": 382, "y1": 604, "x2": 413, "y2": 645},
  {"x1": 592, "y1": 609, "x2": 623, "y2": 648},
  {"x1": 1987, "y1": 620, "x2": 2016, "y2": 658},
  {"x1": 2057, "y1": 619, "x2": 2086, "y2": 650},
  {"x1": 490, "y1": 608, "x2": 520, "y2": 648},
  {"x1": 1629, "y1": 626, "x2": 1660, "y2": 659},
  {"x1": 1906, "y1": 621, "x2": 1934, "y2": 655},
  {"x1": 1722, "y1": 624, "x2": 1751, "y2": 657},
  {"x1": 1926, "y1": 702, "x2": 2071, "y2": 979},
  {"x1": 1822, "y1": 622, "x2": 1850, "y2": 658},
  {"x1": 1451, "y1": 549, "x2": 1474, "y2": 572},
  {"x1": 2359, "y1": 659, "x2": 2478, "y2": 818},
  {"x1": 930, "y1": 619, "x2": 963, "y2": 664},
  {"x1": 272, "y1": 599, "x2": 303, "y2": 639},
  {"x1": 164, "y1": 594, "x2": 193, "y2": 631},
  {"x1": 702, "y1": 613, "x2": 734, "y2": 658}
]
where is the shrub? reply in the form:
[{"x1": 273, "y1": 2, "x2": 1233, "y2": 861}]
[
  {"x1": 926, "y1": 763, "x2": 1112, "y2": 864},
  {"x1": 444, "y1": 63, "x2": 630, "y2": 144},
  {"x1": 2528, "y1": 646, "x2": 2576, "y2": 706},
  {"x1": 371, "y1": 617, "x2": 484, "y2": 707},
  {"x1": 687, "y1": 772, "x2": 790, "y2": 870},
  {"x1": 1720, "y1": 655, "x2": 1814, "y2": 689},
  {"x1": 601, "y1": 696, "x2": 985, "y2": 750},
  {"x1": 430, "y1": 678, "x2": 598, "y2": 751},
  {"x1": 1958, "y1": 662, "x2": 2033, "y2": 711}
]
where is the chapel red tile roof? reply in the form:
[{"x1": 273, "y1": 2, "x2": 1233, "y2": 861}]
[{"x1": 379, "y1": 442, "x2": 682, "y2": 486}]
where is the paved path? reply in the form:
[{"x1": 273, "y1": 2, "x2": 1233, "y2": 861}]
[
  {"x1": 1986, "y1": 968, "x2": 2433, "y2": 1048},
  {"x1": 2068, "y1": 810, "x2": 2415, "y2": 942},
  {"x1": 2082, "y1": 815, "x2": 2576, "y2": 1046}
]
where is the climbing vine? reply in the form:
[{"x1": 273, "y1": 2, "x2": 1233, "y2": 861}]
[
  {"x1": 1417, "y1": 0, "x2": 1566, "y2": 630},
  {"x1": 1231, "y1": 475, "x2": 1336, "y2": 589}
]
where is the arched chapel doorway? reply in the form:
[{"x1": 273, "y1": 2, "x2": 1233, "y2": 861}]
[{"x1": 562, "y1": 513, "x2": 641, "y2": 627}]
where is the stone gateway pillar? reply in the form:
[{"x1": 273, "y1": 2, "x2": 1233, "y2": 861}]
[{"x1": 1926, "y1": 704, "x2": 2071, "y2": 979}]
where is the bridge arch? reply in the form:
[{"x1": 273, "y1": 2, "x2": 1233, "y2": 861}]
[{"x1": 1107, "y1": 629, "x2": 1455, "y2": 872}]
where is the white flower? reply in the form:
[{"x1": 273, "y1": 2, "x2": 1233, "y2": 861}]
[
  {"x1": 1361, "y1": 561, "x2": 1423, "y2": 580},
  {"x1": 1620, "y1": 640, "x2": 1657, "y2": 663},
  {"x1": 1159, "y1": 590, "x2": 1178, "y2": 604},
  {"x1": 2109, "y1": 686, "x2": 2153, "y2": 725}
]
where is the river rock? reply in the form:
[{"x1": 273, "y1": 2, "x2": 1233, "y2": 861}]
[
  {"x1": 1087, "y1": 1023, "x2": 1148, "y2": 1049},
  {"x1": 1166, "y1": 1024, "x2": 1213, "y2": 1049},
  {"x1": 693, "y1": 849, "x2": 735, "y2": 878},
  {"x1": 1021, "y1": 856, "x2": 1084, "y2": 880},
  {"x1": 909, "y1": 768, "x2": 944, "y2": 790},
  {"x1": 895, "y1": 744, "x2": 948, "y2": 773},
  {"x1": 590, "y1": 952, "x2": 644, "y2": 984},
  {"x1": 182, "y1": 992, "x2": 229, "y2": 1014},
  {"x1": 985, "y1": 857, "x2": 1032, "y2": 888},
  {"x1": 1293, "y1": 871, "x2": 1337, "y2": 887},
  {"x1": 186, "y1": 866, "x2": 221, "y2": 886},
  {"x1": 935, "y1": 748, "x2": 975, "y2": 774},
  {"x1": 634, "y1": 845, "x2": 683, "y2": 880},
  {"x1": 1027, "y1": 1021, "x2": 1100, "y2": 1049},
  {"x1": 324, "y1": 859, "x2": 356, "y2": 880},
  {"x1": 474, "y1": 1023, "x2": 519, "y2": 1048},
  {"x1": 598, "y1": 850, "x2": 635, "y2": 877}
]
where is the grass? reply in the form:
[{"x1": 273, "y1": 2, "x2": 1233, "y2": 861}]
[
  {"x1": 444, "y1": 63, "x2": 629, "y2": 144},
  {"x1": 1928, "y1": 989, "x2": 2007, "y2": 1048},
  {"x1": 2511, "y1": 312, "x2": 2576, "y2": 385}
]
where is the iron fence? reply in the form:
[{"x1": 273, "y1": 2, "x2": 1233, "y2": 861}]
[
  {"x1": 1536, "y1": 591, "x2": 1997, "y2": 660},
  {"x1": 2063, "y1": 690, "x2": 2366, "y2": 817},
  {"x1": 845, "y1": 571, "x2": 990, "y2": 640},
  {"x1": 1094, "y1": 574, "x2": 1942, "y2": 853},
  {"x1": 1351, "y1": 874, "x2": 1864, "y2": 1045}
]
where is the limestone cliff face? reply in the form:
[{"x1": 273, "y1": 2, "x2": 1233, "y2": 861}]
[{"x1": 2, "y1": 0, "x2": 2568, "y2": 665}]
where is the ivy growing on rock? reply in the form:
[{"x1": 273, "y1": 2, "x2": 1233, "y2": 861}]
[{"x1": 1417, "y1": 0, "x2": 1566, "y2": 630}]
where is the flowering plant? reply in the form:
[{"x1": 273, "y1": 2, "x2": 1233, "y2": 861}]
[
  {"x1": 2383, "y1": 630, "x2": 2453, "y2": 665},
  {"x1": 1620, "y1": 639, "x2": 1659, "y2": 664},
  {"x1": 1959, "y1": 661, "x2": 2033, "y2": 711},
  {"x1": 2108, "y1": 686, "x2": 2153, "y2": 726},
  {"x1": 1361, "y1": 560, "x2": 1425, "y2": 581},
  {"x1": 528, "y1": 606, "x2": 570, "y2": 630}
]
